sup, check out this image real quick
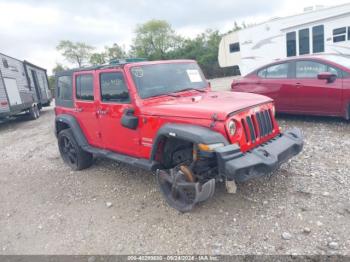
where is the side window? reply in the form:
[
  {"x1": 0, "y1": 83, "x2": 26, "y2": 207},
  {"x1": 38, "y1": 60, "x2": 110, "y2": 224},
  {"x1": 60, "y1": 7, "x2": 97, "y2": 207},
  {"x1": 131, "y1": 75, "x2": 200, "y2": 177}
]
[
  {"x1": 299, "y1": 28, "x2": 310, "y2": 55},
  {"x1": 229, "y1": 42, "x2": 240, "y2": 53},
  {"x1": 312, "y1": 25, "x2": 324, "y2": 53},
  {"x1": 286, "y1": 32, "x2": 296, "y2": 57},
  {"x1": 265, "y1": 63, "x2": 288, "y2": 79},
  {"x1": 57, "y1": 75, "x2": 72, "y2": 100},
  {"x1": 76, "y1": 74, "x2": 94, "y2": 101},
  {"x1": 327, "y1": 66, "x2": 342, "y2": 78},
  {"x1": 257, "y1": 68, "x2": 267, "y2": 78},
  {"x1": 348, "y1": 27, "x2": 350, "y2": 40},
  {"x1": 333, "y1": 27, "x2": 346, "y2": 43},
  {"x1": 296, "y1": 61, "x2": 327, "y2": 78},
  {"x1": 100, "y1": 72, "x2": 130, "y2": 103}
]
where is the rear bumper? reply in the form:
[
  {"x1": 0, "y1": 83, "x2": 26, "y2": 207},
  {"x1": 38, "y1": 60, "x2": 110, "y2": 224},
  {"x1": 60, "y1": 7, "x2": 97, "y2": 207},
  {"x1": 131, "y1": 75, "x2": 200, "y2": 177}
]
[{"x1": 215, "y1": 128, "x2": 303, "y2": 182}]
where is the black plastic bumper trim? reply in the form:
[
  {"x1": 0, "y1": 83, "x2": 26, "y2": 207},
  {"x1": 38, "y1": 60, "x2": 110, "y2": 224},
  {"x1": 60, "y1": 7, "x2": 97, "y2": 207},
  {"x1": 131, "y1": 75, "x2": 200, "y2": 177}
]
[{"x1": 215, "y1": 128, "x2": 303, "y2": 182}]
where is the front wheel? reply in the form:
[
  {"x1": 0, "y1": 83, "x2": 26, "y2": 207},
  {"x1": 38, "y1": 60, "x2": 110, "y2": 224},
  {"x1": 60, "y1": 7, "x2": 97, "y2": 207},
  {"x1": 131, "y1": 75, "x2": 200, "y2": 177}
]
[
  {"x1": 156, "y1": 165, "x2": 215, "y2": 212},
  {"x1": 58, "y1": 128, "x2": 93, "y2": 170}
]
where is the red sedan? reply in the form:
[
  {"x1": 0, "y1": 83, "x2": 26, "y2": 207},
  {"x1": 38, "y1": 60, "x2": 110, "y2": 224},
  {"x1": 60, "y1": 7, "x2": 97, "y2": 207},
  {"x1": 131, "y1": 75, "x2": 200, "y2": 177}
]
[{"x1": 231, "y1": 55, "x2": 350, "y2": 119}]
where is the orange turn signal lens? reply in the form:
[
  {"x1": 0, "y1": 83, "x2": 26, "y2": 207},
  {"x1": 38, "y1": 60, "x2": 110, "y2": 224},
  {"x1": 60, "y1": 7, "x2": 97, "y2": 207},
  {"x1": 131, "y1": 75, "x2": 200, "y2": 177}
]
[{"x1": 198, "y1": 143, "x2": 224, "y2": 152}]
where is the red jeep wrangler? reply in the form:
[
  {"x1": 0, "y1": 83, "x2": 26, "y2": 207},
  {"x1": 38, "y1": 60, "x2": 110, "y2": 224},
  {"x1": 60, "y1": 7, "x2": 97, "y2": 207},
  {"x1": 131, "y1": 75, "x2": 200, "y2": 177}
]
[{"x1": 55, "y1": 59, "x2": 303, "y2": 212}]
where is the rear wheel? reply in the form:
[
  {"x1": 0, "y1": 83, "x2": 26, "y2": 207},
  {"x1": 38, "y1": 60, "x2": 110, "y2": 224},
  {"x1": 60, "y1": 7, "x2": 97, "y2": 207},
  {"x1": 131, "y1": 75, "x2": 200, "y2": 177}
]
[
  {"x1": 58, "y1": 128, "x2": 93, "y2": 170},
  {"x1": 29, "y1": 104, "x2": 40, "y2": 120}
]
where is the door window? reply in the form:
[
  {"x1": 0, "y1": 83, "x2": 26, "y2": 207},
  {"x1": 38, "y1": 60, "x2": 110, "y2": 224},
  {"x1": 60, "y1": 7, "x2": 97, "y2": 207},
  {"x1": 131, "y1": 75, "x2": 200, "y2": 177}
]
[
  {"x1": 265, "y1": 63, "x2": 288, "y2": 79},
  {"x1": 57, "y1": 75, "x2": 72, "y2": 100},
  {"x1": 296, "y1": 61, "x2": 327, "y2": 78},
  {"x1": 257, "y1": 68, "x2": 267, "y2": 78},
  {"x1": 327, "y1": 65, "x2": 343, "y2": 78},
  {"x1": 76, "y1": 74, "x2": 94, "y2": 100},
  {"x1": 100, "y1": 72, "x2": 130, "y2": 103}
]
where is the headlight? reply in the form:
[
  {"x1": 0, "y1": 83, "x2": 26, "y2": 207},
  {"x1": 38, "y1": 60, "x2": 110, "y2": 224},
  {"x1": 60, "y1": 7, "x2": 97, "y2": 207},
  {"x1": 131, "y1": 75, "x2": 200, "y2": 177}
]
[{"x1": 228, "y1": 120, "x2": 236, "y2": 136}]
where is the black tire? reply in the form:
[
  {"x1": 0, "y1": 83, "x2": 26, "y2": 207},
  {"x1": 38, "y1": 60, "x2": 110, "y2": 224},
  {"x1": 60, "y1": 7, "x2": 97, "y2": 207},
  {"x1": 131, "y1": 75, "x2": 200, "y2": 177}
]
[
  {"x1": 58, "y1": 128, "x2": 93, "y2": 170},
  {"x1": 29, "y1": 104, "x2": 40, "y2": 120}
]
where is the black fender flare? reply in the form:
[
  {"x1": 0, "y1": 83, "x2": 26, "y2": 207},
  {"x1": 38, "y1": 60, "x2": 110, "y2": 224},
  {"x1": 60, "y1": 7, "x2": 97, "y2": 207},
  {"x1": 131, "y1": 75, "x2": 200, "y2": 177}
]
[
  {"x1": 150, "y1": 123, "x2": 229, "y2": 161},
  {"x1": 55, "y1": 114, "x2": 88, "y2": 148}
]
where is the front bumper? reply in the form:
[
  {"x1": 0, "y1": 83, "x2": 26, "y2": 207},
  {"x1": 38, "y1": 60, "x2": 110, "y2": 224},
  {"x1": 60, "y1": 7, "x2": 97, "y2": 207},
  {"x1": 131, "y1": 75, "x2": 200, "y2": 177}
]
[{"x1": 215, "y1": 128, "x2": 303, "y2": 182}]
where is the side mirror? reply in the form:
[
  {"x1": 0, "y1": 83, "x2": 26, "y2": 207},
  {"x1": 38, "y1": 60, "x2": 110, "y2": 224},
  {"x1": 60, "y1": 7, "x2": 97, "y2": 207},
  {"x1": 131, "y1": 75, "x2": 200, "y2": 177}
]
[
  {"x1": 121, "y1": 108, "x2": 138, "y2": 130},
  {"x1": 317, "y1": 72, "x2": 337, "y2": 83}
]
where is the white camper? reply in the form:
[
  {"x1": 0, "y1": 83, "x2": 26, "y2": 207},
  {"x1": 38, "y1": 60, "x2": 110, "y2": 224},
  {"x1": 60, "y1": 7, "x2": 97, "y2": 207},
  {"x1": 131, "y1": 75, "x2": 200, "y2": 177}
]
[
  {"x1": 218, "y1": 3, "x2": 350, "y2": 76},
  {"x1": 0, "y1": 53, "x2": 52, "y2": 119}
]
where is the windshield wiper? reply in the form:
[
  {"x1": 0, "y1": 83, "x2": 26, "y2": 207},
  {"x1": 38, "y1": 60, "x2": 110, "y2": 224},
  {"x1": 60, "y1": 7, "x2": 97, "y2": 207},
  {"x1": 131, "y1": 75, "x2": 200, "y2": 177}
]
[
  {"x1": 175, "y1": 87, "x2": 206, "y2": 93},
  {"x1": 147, "y1": 93, "x2": 180, "y2": 98}
]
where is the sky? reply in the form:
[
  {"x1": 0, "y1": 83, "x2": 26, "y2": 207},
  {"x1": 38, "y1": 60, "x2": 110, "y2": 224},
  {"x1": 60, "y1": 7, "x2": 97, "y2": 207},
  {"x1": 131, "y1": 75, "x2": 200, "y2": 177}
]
[{"x1": 0, "y1": 0, "x2": 349, "y2": 74}]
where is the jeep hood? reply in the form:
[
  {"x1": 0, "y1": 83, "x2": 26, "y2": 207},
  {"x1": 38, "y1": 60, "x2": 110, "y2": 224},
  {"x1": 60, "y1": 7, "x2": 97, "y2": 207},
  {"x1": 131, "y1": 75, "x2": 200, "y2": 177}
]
[{"x1": 141, "y1": 91, "x2": 272, "y2": 120}]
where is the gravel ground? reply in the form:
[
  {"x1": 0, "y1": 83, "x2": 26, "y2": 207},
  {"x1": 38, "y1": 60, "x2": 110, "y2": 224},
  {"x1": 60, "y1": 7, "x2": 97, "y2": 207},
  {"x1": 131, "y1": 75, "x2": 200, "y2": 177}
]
[{"x1": 0, "y1": 79, "x2": 349, "y2": 255}]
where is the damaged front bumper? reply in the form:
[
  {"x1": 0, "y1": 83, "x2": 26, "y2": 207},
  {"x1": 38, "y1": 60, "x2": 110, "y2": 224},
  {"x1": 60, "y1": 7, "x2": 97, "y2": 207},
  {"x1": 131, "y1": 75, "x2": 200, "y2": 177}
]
[{"x1": 215, "y1": 128, "x2": 304, "y2": 182}]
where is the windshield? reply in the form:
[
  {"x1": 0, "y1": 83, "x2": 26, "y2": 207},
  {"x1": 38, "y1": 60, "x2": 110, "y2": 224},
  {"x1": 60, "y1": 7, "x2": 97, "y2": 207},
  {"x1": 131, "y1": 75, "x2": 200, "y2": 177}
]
[{"x1": 130, "y1": 62, "x2": 208, "y2": 99}]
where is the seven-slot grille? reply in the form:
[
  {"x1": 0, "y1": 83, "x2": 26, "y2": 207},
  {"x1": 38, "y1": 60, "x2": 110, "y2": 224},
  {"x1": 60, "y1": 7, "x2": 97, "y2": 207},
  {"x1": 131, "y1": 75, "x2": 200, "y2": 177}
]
[{"x1": 241, "y1": 109, "x2": 274, "y2": 144}]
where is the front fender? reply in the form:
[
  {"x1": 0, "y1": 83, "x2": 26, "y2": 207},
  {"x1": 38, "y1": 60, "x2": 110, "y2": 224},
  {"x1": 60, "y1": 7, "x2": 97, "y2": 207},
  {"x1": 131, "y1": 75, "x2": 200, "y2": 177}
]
[{"x1": 150, "y1": 123, "x2": 229, "y2": 161}]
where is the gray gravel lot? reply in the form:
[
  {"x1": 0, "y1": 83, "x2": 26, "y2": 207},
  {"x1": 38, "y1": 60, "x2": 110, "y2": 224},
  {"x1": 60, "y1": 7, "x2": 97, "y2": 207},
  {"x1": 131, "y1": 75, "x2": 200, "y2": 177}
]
[{"x1": 0, "y1": 79, "x2": 349, "y2": 255}]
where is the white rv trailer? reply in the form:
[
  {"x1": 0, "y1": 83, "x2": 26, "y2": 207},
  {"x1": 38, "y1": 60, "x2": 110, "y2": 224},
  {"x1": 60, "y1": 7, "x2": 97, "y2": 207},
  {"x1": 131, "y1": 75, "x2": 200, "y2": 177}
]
[
  {"x1": 218, "y1": 3, "x2": 350, "y2": 76},
  {"x1": 0, "y1": 53, "x2": 52, "y2": 119}
]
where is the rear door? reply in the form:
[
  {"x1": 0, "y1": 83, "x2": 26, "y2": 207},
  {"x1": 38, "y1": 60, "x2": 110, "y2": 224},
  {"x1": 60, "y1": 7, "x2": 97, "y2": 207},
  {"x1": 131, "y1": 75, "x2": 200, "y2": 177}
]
[
  {"x1": 97, "y1": 69, "x2": 140, "y2": 156},
  {"x1": 293, "y1": 60, "x2": 342, "y2": 114},
  {"x1": 256, "y1": 62, "x2": 296, "y2": 111},
  {"x1": 73, "y1": 71, "x2": 102, "y2": 148}
]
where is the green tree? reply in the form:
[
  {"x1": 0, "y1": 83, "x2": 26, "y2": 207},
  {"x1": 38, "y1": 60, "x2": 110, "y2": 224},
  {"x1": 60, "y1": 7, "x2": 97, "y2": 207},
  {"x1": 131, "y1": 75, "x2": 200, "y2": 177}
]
[
  {"x1": 48, "y1": 63, "x2": 67, "y2": 95},
  {"x1": 105, "y1": 43, "x2": 127, "y2": 60},
  {"x1": 131, "y1": 20, "x2": 181, "y2": 59},
  {"x1": 57, "y1": 40, "x2": 94, "y2": 67},
  {"x1": 167, "y1": 29, "x2": 229, "y2": 78},
  {"x1": 90, "y1": 52, "x2": 107, "y2": 65},
  {"x1": 89, "y1": 44, "x2": 127, "y2": 65},
  {"x1": 52, "y1": 63, "x2": 66, "y2": 74}
]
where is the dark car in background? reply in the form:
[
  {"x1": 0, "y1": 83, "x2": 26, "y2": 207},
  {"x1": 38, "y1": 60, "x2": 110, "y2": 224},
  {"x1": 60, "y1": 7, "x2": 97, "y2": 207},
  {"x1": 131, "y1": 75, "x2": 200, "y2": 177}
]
[{"x1": 231, "y1": 55, "x2": 350, "y2": 119}]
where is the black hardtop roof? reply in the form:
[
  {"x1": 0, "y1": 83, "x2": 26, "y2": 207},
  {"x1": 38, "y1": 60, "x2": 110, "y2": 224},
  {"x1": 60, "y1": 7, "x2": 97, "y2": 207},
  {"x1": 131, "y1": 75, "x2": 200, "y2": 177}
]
[
  {"x1": 55, "y1": 58, "x2": 196, "y2": 77},
  {"x1": 55, "y1": 58, "x2": 148, "y2": 77},
  {"x1": 55, "y1": 64, "x2": 123, "y2": 77}
]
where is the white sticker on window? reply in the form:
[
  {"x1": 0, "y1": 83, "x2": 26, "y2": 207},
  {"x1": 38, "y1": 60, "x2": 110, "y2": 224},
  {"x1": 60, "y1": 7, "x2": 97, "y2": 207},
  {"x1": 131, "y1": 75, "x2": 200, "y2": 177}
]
[
  {"x1": 186, "y1": 69, "x2": 202, "y2": 82},
  {"x1": 131, "y1": 67, "x2": 144, "y2": 78}
]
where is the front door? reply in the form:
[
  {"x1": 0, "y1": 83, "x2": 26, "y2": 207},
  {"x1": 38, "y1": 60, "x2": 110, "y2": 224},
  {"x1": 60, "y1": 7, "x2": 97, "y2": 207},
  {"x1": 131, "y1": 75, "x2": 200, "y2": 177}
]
[
  {"x1": 293, "y1": 60, "x2": 342, "y2": 114},
  {"x1": 97, "y1": 70, "x2": 139, "y2": 156},
  {"x1": 73, "y1": 72, "x2": 102, "y2": 147}
]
